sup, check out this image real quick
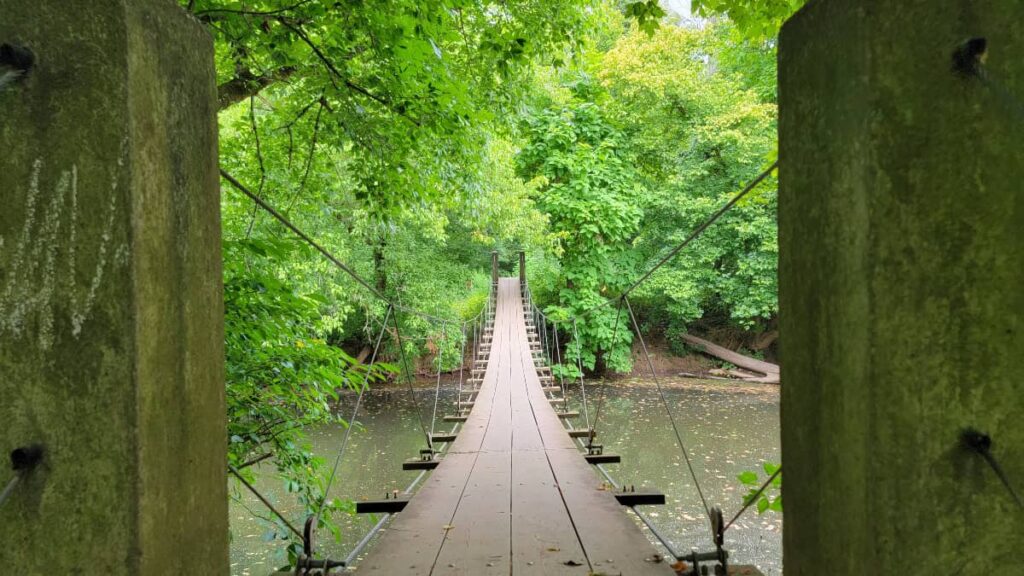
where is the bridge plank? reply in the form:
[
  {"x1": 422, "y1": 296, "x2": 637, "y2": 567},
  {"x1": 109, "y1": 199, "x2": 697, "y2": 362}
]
[
  {"x1": 355, "y1": 451, "x2": 478, "y2": 575},
  {"x1": 510, "y1": 449, "x2": 588, "y2": 574},
  {"x1": 432, "y1": 450, "x2": 512, "y2": 575}
]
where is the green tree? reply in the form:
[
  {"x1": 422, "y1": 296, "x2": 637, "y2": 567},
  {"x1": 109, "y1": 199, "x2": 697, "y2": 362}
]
[
  {"x1": 517, "y1": 102, "x2": 643, "y2": 373},
  {"x1": 598, "y1": 24, "x2": 778, "y2": 335}
]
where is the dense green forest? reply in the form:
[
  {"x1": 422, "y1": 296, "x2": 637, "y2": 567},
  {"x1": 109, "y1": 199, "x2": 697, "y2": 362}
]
[{"x1": 182, "y1": 0, "x2": 804, "y2": 557}]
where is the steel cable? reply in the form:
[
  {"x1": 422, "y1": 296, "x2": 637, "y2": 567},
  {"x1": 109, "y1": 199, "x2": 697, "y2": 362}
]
[
  {"x1": 313, "y1": 304, "x2": 393, "y2": 528},
  {"x1": 624, "y1": 296, "x2": 712, "y2": 524}
]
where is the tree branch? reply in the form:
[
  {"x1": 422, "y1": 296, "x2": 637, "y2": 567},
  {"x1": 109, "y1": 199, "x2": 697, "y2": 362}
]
[
  {"x1": 217, "y1": 66, "x2": 296, "y2": 111},
  {"x1": 277, "y1": 19, "x2": 422, "y2": 126}
]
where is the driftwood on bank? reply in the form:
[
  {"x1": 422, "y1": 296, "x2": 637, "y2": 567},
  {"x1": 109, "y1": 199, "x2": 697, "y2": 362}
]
[{"x1": 681, "y1": 334, "x2": 780, "y2": 385}]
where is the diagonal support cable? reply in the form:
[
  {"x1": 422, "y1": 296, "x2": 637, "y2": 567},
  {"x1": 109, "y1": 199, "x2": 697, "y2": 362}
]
[{"x1": 724, "y1": 465, "x2": 782, "y2": 532}]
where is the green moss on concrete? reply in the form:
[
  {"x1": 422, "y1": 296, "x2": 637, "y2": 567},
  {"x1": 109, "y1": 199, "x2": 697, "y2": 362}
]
[
  {"x1": 779, "y1": 1, "x2": 1024, "y2": 574},
  {"x1": 0, "y1": 1, "x2": 226, "y2": 573}
]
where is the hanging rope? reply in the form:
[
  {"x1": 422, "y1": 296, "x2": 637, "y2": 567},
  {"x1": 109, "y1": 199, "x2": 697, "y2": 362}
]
[
  {"x1": 624, "y1": 296, "x2": 712, "y2": 524},
  {"x1": 313, "y1": 304, "x2": 393, "y2": 529}
]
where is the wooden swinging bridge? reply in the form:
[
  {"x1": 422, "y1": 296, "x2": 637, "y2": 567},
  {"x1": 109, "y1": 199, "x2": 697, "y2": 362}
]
[
  {"x1": 285, "y1": 277, "x2": 764, "y2": 576},
  {"x1": 221, "y1": 175, "x2": 778, "y2": 576}
]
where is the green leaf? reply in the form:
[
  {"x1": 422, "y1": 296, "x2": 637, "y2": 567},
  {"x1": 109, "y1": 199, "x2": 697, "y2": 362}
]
[{"x1": 737, "y1": 471, "x2": 759, "y2": 485}]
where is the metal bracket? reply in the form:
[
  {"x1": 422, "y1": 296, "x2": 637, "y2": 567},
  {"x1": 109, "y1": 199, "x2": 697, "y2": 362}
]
[
  {"x1": 677, "y1": 506, "x2": 730, "y2": 576},
  {"x1": 292, "y1": 516, "x2": 346, "y2": 575}
]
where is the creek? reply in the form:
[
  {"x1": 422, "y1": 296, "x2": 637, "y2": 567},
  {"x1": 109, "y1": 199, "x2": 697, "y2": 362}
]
[{"x1": 229, "y1": 378, "x2": 782, "y2": 575}]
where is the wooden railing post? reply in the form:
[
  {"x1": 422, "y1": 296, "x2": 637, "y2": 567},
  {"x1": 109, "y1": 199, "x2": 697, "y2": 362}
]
[
  {"x1": 519, "y1": 251, "x2": 526, "y2": 286},
  {"x1": 491, "y1": 250, "x2": 499, "y2": 288}
]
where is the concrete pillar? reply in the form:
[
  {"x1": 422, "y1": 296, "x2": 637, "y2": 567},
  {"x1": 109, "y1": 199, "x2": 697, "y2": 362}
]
[
  {"x1": 492, "y1": 250, "x2": 499, "y2": 287},
  {"x1": 519, "y1": 251, "x2": 526, "y2": 286},
  {"x1": 0, "y1": 1, "x2": 226, "y2": 574},
  {"x1": 779, "y1": 2, "x2": 1024, "y2": 574}
]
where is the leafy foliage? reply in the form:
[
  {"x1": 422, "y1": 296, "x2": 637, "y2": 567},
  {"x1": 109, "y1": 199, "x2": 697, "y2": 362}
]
[
  {"x1": 598, "y1": 24, "x2": 778, "y2": 332},
  {"x1": 692, "y1": 0, "x2": 807, "y2": 39},
  {"x1": 737, "y1": 462, "x2": 783, "y2": 514},
  {"x1": 191, "y1": 0, "x2": 784, "y2": 563},
  {"x1": 223, "y1": 238, "x2": 391, "y2": 554}
]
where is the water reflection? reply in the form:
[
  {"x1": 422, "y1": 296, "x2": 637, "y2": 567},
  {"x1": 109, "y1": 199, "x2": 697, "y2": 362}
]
[{"x1": 229, "y1": 379, "x2": 781, "y2": 575}]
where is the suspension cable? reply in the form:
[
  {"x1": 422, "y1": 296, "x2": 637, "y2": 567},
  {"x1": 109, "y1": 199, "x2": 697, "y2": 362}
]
[
  {"x1": 588, "y1": 297, "x2": 624, "y2": 437},
  {"x1": 390, "y1": 309, "x2": 433, "y2": 449},
  {"x1": 551, "y1": 321, "x2": 567, "y2": 399},
  {"x1": 314, "y1": 304, "x2": 393, "y2": 527},
  {"x1": 456, "y1": 322, "x2": 468, "y2": 414},
  {"x1": 429, "y1": 321, "x2": 448, "y2": 438},
  {"x1": 571, "y1": 318, "x2": 591, "y2": 430},
  {"x1": 624, "y1": 296, "x2": 712, "y2": 524}
]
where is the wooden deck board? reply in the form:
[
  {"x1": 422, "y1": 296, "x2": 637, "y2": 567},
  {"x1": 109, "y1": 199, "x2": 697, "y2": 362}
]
[
  {"x1": 356, "y1": 279, "x2": 674, "y2": 575},
  {"x1": 510, "y1": 449, "x2": 589, "y2": 574}
]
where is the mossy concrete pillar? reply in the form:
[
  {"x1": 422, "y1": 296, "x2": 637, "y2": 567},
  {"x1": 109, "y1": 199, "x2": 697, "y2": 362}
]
[
  {"x1": 0, "y1": 1, "x2": 226, "y2": 573},
  {"x1": 780, "y1": 2, "x2": 1024, "y2": 574}
]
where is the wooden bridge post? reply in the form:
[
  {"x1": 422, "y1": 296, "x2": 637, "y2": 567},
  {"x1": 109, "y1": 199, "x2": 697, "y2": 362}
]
[
  {"x1": 779, "y1": 2, "x2": 1024, "y2": 574},
  {"x1": 492, "y1": 250, "x2": 500, "y2": 287},
  {"x1": 0, "y1": 1, "x2": 227, "y2": 573},
  {"x1": 519, "y1": 251, "x2": 526, "y2": 286}
]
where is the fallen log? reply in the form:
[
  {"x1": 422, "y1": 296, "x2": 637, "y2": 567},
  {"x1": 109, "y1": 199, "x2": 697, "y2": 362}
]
[{"x1": 682, "y1": 334, "x2": 780, "y2": 384}]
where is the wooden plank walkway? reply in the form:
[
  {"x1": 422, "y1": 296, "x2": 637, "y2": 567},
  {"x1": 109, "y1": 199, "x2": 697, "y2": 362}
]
[{"x1": 357, "y1": 278, "x2": 673, "y2": 575}]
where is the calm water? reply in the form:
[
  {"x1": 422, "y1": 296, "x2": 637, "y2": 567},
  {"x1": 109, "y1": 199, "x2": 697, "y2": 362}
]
[{"x1": 229, "y1": 379, "x2": 781, "y2": 575}]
